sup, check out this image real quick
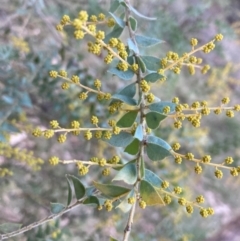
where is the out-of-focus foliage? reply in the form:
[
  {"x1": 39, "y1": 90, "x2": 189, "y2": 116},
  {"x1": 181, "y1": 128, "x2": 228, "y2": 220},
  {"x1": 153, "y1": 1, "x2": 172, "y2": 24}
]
[{"x1": 1, "y1": 0, "x2": 240, "y2": 241}]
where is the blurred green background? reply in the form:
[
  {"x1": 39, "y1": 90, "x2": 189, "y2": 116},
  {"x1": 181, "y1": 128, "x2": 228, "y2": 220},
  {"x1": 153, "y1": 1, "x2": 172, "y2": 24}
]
[{"x1": 1, "y1": 0, "x2": 240, "y2": 240}]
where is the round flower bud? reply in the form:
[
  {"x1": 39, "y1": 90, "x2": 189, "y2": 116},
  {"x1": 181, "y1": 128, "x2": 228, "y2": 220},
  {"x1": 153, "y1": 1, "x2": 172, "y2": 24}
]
[
  {"x1": 196, "y1": 195, "x2": 204, "y2": 204},
  {"x1": 163, "y1": 195, "x2": 172, "y2": 205},
  {"x1": 186, "y1": 205, "x2": 194, "y2": 214},
  {"x1": 139, "y1": 200, "x2": 146, "y2": 209},
  {"x1": 58, "y1": 134, "x2": 67, "y2": 143},
  {"x1": 214, "y1": 169, "x2": 223, "y2": 179}
]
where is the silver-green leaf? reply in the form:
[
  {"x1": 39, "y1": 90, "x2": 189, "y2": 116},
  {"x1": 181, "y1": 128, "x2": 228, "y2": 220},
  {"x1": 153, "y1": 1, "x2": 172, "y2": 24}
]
[
  {"x1": 146, "y1": 135, "x2": 172, "y2": 161},
  {"x1": 108, "y1": 67, "x2": 134, "y2": 81},
  {"x1": 135, "y1": 35, "x2": 164, "y2": 47}
]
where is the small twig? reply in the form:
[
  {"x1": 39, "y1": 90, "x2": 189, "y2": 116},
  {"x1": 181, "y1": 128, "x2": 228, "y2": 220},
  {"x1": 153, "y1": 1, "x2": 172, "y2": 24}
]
[
  {"x1": 59, "y1": 159, "x2": 123, "y2": 168},
  {"x1": 122, "y1": 190, "x2": 137, "y2": 241},
  {"x1": 1, "y1": 199, "x2": 84, "y2": 240},
  {"x1": 121, "y1": 1, "x2": 144, "y2": 241}
]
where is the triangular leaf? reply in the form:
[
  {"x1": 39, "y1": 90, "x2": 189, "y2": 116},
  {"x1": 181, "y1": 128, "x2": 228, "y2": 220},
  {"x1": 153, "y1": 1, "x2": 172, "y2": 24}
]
[
  {"x1": 85, "y1": 186, "x2": 96, "y2": 197},
  {"x1": 135, "y1": 35, "x2": 164, "y2": 47},
  {"x1": 140, "y1": 180, "x2": 164, "y2": 205},
  {"x1": 0, "y1": 223, "x2": 22, "y2": 234},
  {"x1": 109, "y1": 0, "x2": 120, "y2": 12},
  {"x1": 119, "y1": 0, "x2": 127, "y2": 7},
  {"x1": 127, "y1": 55, "x2": 134, "y2": 65},
  {"x1": 144, "y1": 169, "x2": 163, "y2": 188},
  {"x1": 148, "y1": 101, "x2": 176, "y2": 114},
  {"x1": 108, "y1": 67, "x2": 134, "y2": 81},
  {"x1": 141, "y1": 56, "x2": 160, "y2": 71},
  {"x1": 134, "y1": 124, "x2": 143, "y2": 141},
  {"x1": 137, "y1": 56, "x2": 146, "y2": 73},
  {"x1": 129, "y1": 16, "x2": 137, "y2": 31},
  {"x1": 144, "y1": 72, "x2": 164, "y2": 83},
  {"x1": 83, "y1": 196, "x2": 100, "y2": 207},
  {"x1": 129, "y1": 5, "x2": 157, "y2": 21},
  {"x1": 145, "y1": 112, "x2": 167, "y2": 129},
  {"x1": 127, "y1": 38, "x2": 139, "y2": 54},
  {"x1": 109, "y1": 12, "x2": 125, "y2": 28},
  {"x1": 124, "y1": 138, "x2": 140, "y2": 155},
  {"x1": 93, "y1": 182, "x2": 131, "y2": 198},
  {"x1": 146, "y1": 135, "x2": 172, "y2": 161},
  {"x1": 116, "y1": 189, "x2": 135, "y2": 213},
  {"x1": 67, "y1": 175, "x2": 85, "y2": 200},
  {"x1": 50, "y1": 203, "x2": 65, "y2": 214},
  {"x1": 104, "y1": 131, "x2": 134, "y2": 147},
  {"x1": 113, "y1": 163, "x2": 137, "y2": 185},
  {"x1": 105, "y1": 25, "x2": 124, "y2": 43},
  {"x1": 118, "y1": 83, "x2": 136, "y2": 97},
  {"x1": 112, "y1": 94, "x2": 137, "y2": 105},
  {"x1": 66, "y1": 176, "x2": 72, "y2": 206},
  {"x1": 117, "y1": 111, "x2": 138, "y2": 127}
]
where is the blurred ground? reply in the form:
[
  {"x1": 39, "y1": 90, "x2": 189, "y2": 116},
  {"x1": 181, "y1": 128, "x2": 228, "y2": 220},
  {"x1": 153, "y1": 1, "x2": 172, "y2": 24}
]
[{"x1": 1, "y1": 0, "x2": 240, "y2": 240}]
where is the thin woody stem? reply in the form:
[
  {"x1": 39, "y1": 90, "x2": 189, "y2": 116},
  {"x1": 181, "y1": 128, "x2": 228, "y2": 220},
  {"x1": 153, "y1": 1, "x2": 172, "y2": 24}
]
[
  {"x1": 1, "y1": 199, "x2": 84, "y2": 240},
  {"x1": 122, "y1": 0, "x2": 145, "y2": 240},
  {"x1": 59, "y1": 159, "x2": 123, "y2": 168},
  {"x1": 163, "y1": 39, "x2": 216, "y2": 72},
  {"x1": 172, "y1": 151, "x2": 234, "y2": 170}
]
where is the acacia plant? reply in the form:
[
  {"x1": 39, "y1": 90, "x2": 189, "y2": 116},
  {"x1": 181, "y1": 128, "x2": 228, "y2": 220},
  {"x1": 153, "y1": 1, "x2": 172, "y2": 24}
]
[{"x1": 1, "y1": 0, "x2": 240, "y2": 240}]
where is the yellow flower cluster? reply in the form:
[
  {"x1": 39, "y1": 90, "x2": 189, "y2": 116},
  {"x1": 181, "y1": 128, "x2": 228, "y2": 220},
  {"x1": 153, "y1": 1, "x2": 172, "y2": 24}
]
[
  {"x1": 94, "y1": 79, "x2": 101, "y2": 89},
  {"x1": 91, "y1": 116, "x2": 99, "y2": 125},
  {"x1": 49, "y1": 156, "x2": 59, "y2": 166},
  {"x1": 59, "y1": 70, "x2": 67, "y2": 77},
  {"x1": 202, "y1": 42, "x2": 215, "y2": 53},
  {"x1": 50, "y1": 120, "x2": 59, "y2": 129},
  {"x1": 128, "y1": 197, "x2": 136, "y2": 204},
  {"x1": 146, "y1": 93, "x2": 155, "y2": 103},
  {"x1": 0, "y1": 168, "x2": 13, "y2": 177},
  {"x1": 163, "y1": 106, "x2": 170, "y2": 114},
  {"x1": 103, "y1": 131, "x2": 112, "y2": 140},
  {"x1": 71, "y1": 120, "x2": 80, "y2": 129},
  {"x1": 104, "y1": 200, "x2": 113, "y2": 211},
  {"x1": 98, "y1": 158, "x2": 107, "y2": 167},
  {"x1": 117, "y1": 61, "x2": 128, "y2": 71},
  {"x1": 200, "y1": 208, "x2": 214, "y2": 218},
  {"x1": 61, "y1": 82, "x2": 69, "y2": 90},
  {"x1": 140, "y1": 80, "x2": 150, "y2": 92},
  {"x1": 32, "y1": 127, "x2": 42, "y2": 137},
  {"x1": 139, "y1": 200, "x2": 146, "y2": 209},
  {"x1": 190, "y1": 38, "x2": 198, "y2": 47},
  {"x1": 173, "y1": 186, "x2": 182, "y2": 194},
  {"x1": 79, "y1": 165, "x2": 89, "y2": 176},
  {"x1": 161, "y1": 180, "x2": 169, "y2": 189},
  {"x1": 11, "y1": 36, "x2": 30, "y2": 53},
  {"x1": 163, "y1": 195, "x2": 172, "y2": 205},
  {"x1": 112, "y1": 126, "x2": 120, "y2": 135},
  {"x1": 78, "y1": 92, "x2": 88, "y2": 100},
  {"x1": 71, "y1": 75, "x2": 80, "y2": 83},
  {"x1": 102, "y1": 168, "x2": 110, "y2": 176},
  {"x1": 0, "y1": 142, "x2": 44, "y2": 170},
  {"x1": 84, "y1": 130, "x2": 92, "y2": 140},
  {"x1": 158, "y1": 34, "x2": 223, "y2": 77},
  {"x1": 58, "y1": 134, "x2": 67, "y2": 143},
  {"x1": 108, "y1": 155, "x2": 120, "y2": 164},
  {"x1": 43, "y1": 130, "x2": 54, "y2": 139},
  {"x1": 94, "y1": 130, "x2": 102, "y2": 139},
  {"x1": 108, "y1": 101, "x2": 122, "y2": 114},
  {"x1": 88, "y1": 42, "x2": 102, "y2": 55},
  {"x1": 171, "y1": 142, "x2": 181, "y2": 151}
]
